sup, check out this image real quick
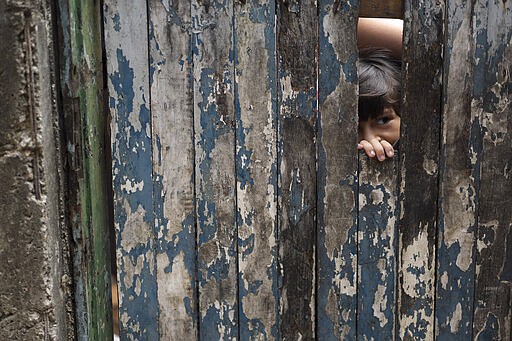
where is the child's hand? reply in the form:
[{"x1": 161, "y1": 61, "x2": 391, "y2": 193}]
[{"x1": 357, "y1": 137, "x2": 395, "y2": 161}]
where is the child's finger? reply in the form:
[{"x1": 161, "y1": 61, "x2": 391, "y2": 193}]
[
  {"x1": 369, "y1": 138, "x2": 386, "y2": 161},
  {"x1": 359, "y1": 140, "x2": 375, "y2": 158},
  {"x1": 380, "y1": 140, "x2": 395, "y2": 158}
]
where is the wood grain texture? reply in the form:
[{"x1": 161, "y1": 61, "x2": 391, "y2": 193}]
[
  {"x1": 148, "y1": 0, "x2": 198, "y2": 339},
  {"x1": 71, "y1": 1, "x2": 114, "y2": 339},
  {"x1": 277, "y1": 0, "x2": 318, "y2": 338},
  {"x1": 56, "y1": 0, "x2": 90, "y2": 337},
  {"x1": 191, "y1": 0, "x2": 238, "y2": 338},
  {"x1": 104, "y1": 1, "x2": 159, "y2": 339},
  {"x1": 398, "y1": 0, "x2": 444, "y2": 339},
  {"x1": 359, "y1": 0, "x2": 403, "y2": 18},
  {"x1": 57, "y1": 0, "x2": 114, "y2": 338},
  {"x1": 435, "y1": 0, "x2": 478, "y2": 339},
  {"x1": 234, "y1": 0, "x2": 280, "y2": 339},
  {"x1": 317, "y1": 0, "x2": 359, "y2": 339},
  {"x1": 358, "y1": 155, "x2": 398, "y2": 340},
  {"x1": 472, "y1": 1, "x2": 512, "y2": 339}
]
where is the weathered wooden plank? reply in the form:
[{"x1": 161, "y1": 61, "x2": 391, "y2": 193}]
[
  {"x1": 398, "y1": 0, "x2": 444, "y2": 339},
  {"x1": 148, "y1": 0, "x2": 198, "y2": 339},
  {"x1": 191, "y1": 0, "x2": 238, "y2": 338},
  {"x1": 234, "y1": 0, "x2": 279, "y2": 339},
  {"x1": 434, "y1": 0, "x2": 478, "y2": 339},
  {"x1": 67, "y1": 1, "x2": 114, "y2": 339},
  {"x1": 277, "y1": 0, "x2": 318, "y2": 338},
  {"x1": 317, "y1": 0, "x2": 359, "y2": 339},
  {"x1": 472, "y1": 1, "x2": 512, "y2": 339},
  {"x1": 56, "y1": 0, "x2": 90, "y2": 338},
  {"x1": 359, "y1": 0, "x2": 403, "y2": 18},
  {"x1": 358, "y1": 155, "x2": 398, "y2": 340},
  {"x1": 104, "y1": 1, "x2": 159, "y2": 339}
]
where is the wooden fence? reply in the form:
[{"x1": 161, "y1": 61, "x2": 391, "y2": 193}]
[{"x1": 102, "y1": 0, "x2": 511, "y2": 339}]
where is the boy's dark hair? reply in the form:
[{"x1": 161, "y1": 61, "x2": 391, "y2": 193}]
[{"x1": 358, "y1": 48, "x2": 401, "y2": 121}]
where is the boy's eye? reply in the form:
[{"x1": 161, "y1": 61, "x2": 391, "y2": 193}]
[{"x1": 376, "y1": 116, "x2": 391, "y2": 125}]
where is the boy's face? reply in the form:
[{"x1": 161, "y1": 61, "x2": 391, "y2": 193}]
[{"x1": 358, "y1": 106, "x2": 401, "y2": 161}]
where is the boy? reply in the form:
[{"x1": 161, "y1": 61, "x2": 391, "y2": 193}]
[
  {"x1": 357, "y1": 18, "x2": 402, "y2": 161},
  {"x1": 357, "y1": 48, "x2": 401, "y2": 161}
]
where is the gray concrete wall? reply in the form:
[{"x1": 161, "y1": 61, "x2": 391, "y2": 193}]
[{"x1": 0, "y1": 1, "x2": 74, "y2": 340}]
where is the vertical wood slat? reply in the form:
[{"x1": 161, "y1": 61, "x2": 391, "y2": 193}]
[
  {"x1": 358, "y1": 0, "x2": 404, "y2": 18},
  {"x1": 472, "y1": 1, "x2": 512, "y2": 339},
  {"x1": 317, "y1": 0, "x2": 359, "y2": 339},
  {"x1": 234, "y1": 0, "x2": 280, "y2": 339},
  {"x1": 398, "y1": 0, "x2": 444, "y2": 339},
  {"x1": 71, "y1": 1, "x2": 114, "y2": 339},
  {"x1": 358, "y1": 155, "x2": 398, "y2": 340},
  {"x1": 57, "y1": 0, "x2": 114, "y2": 338},
  {"x1": 56, "y1": 0, "x2": 90, "y2": 336},
  {"x1": 148, "y1": 0, "x2": 198, "y2": 339},
  {"x1": 277, "y1": 0, "x2": 318, "y2": 338},
  {"x1": 104, "y1": 1, "x2": 159, "y2": 339},
  {"x1": 191, "y1": 0, "x2": 238, "y2": 338},
  {"x1": 435, "y1": 0, "x2": 478, "y2": 339}
]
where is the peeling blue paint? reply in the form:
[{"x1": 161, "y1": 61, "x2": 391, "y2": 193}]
[
  {"x1": 435, "y1": 117, "x2": 482, "y2": 339},
  {"x1": 193, "y1": 2, "x2": 238, "y2": 337},
  {"x1": 160, "y1": 0, "x2": 186, "y2": 28},
  {"x1": 155, "y1": 134, "x2": 162, "y2": 166},
  {"x1": 148, "y1": 18, "x2": 166, "y2": 85},
  {"x1": 109, "y1": 43, "x2": 159, "y2": 340},
  {"x1": 318, "y1": 27, "x2": 340, "y2": 104},
  {"x1": 233, "y1": 0, "x2": 281, "y2": 324},
  {"x1": 358, "y1": 177, "x2": 398, "y2": 340},
  {"x1": 197, "y1": 200, "x2": 218, "y2": 246},
  {"x1": 238, "y1": 271, "x2": 268, "y2": 340},
  {"x1": 238, "y1": 233, "x2": 255, "y2": 260},
  {"x1": 316, "y1": 0, "x2": 358, "y2": 339},
  {"x1": 475, "y1": 314, "x2": 499, "y2": 341},
  {"x1": 234, "y1": 74, "x2": 255, "y2": 190},
  {"x1": 282, "y1": 88, "x2": 317, "y2": 120},
  {"x1": 248, "y1": 4, "x2": 267, "y2": 24},
  {"x1": 112, "y1": 13, "x2": 121, "y2": 31},
  {"x1": 342, "y1": 52, "x2": 358, "y2": 84}
]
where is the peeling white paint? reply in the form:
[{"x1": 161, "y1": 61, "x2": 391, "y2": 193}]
[
  {"x1": 156, "y1": 252, "x2": 195, "y2": 336},
  {"x1": 440, "y1": 271, "x2": 448, "y2": 290},
  {"x1": 477, "y1": 220, "x2": 499, "y2": 254},
  {"x1": 280, "y1": 76, "x2": 297, "y2": 109},
  {"x1": 372, "y1": 284, "x2": 389, "y2": 327},
  {"x1": 370, "y1": 189, "x2": 384, "y2": 204},
  {"x1": 359, "y1": 193, "x2": 367, "y2": 206},
  {"x1": 481, "y1": 110, "x2": 508, "y2": 145},
  {"x1": 399, "y1": 227, "x2": 434, "y2": 340},
  {"x1": 423, "y1": 156, "x2": 437, "y2": 176},
  {"x1": 334, "y1": 259, "x2": 357, "y2": 297},
  {"x1": 120, "y1": 178, "x2": 144, "y2": 194},
  {"x1": 122, "y1": 254, "x2": 144, "y2": 292},
  {"x1": 120, "y1": 201, "x2": 151, "y2": 252},
  {"x1": 401, "y1": 228, "x2": 434, "y2": 298},
  {"x1": 449, "y1": 302, "x2": 463, "y2": 333},
  {"x1": 442, "y1": 179, "x2": 476, "y2": 272}
]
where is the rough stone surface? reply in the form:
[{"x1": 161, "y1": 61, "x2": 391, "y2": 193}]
[{"x1": 0, "y1": 1, "x2": 74, "y2": 340}]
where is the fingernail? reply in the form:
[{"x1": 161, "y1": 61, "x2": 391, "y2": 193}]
[
  {"x1": 378, "y1": 155, "x2": 385, "y2": 161},
  {"x1": 370, "y1": 150, "x2": 375, "y2": 157},
  {"x1": 387, "y1": 150, "x2": 394, "y2": 157}
]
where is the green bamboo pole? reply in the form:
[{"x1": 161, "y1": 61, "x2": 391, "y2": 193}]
[{"x1": 67, "y1": 0, "x2": 113, "y2": 339}]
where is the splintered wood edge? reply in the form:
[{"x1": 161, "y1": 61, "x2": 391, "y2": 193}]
[{"x1": 359, "y1": 0, "x2": 403, "y2": 18}]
